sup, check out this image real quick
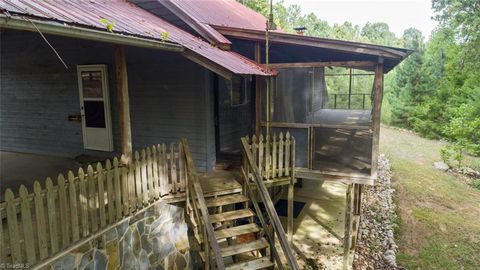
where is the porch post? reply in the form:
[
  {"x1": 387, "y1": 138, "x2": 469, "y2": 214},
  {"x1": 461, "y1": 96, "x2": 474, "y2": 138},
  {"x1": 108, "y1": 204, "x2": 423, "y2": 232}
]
[
  {"x1": 115, "y1": 45, "x2": 133, "y2": 164},
  {"x1": 371, "y1": 57, "x2": 384, "y2": 178},
  {"x1": 254, "y1": 42, "x2": 262, "y2": 136}
]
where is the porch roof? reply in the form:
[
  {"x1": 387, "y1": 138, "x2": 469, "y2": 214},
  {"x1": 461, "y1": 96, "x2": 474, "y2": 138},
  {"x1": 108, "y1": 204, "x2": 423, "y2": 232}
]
[{"x1": 0, "y1": 0, "x2": 274, "y2": 77}]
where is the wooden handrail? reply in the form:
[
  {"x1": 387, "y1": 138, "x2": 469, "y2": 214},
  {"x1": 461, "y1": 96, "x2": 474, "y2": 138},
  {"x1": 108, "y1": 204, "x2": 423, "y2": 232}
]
[
  {"x1": 240, "y1": 137, "x2": 300, "y2": 270},
  {"x1": 181, "y1": 138, "x2": 225, "y2": 269}
]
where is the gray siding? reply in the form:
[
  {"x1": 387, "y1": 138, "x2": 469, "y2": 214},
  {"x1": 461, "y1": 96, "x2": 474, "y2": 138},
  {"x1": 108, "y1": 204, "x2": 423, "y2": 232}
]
[
  {"x1": 0, "y1": 30, "x2": 120, "y2": 158},
  {"x1": 1, "y1": 30, "x2": 215, "y2": 171},
  {"x1": 127, "y1": 47, "x2": 216, "y2": 171}
]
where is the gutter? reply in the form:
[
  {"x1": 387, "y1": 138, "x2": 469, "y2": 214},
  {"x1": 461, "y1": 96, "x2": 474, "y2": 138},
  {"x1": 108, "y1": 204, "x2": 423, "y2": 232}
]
[{"x1": 0, "y1": 15, "x2": 184, "y2": 52}]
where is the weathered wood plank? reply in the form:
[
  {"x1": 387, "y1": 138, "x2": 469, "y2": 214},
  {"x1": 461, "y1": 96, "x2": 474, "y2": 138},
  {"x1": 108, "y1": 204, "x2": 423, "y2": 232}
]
[
  {"x1": 19, "y1": 185, "x2": 36, "y2": 264},
  {"x1": 0, "y1": 206, "x2": 4, "y2": 263},
  {"x1": 272, "y1": 133, "x2": 277, "y2": 179},
  {"x1": 34, "y1": 181, "x2": 48, "y2": 259},
  {"x1": 159, "y1": 144, "x2": 169, "y2": 196},
  {"x1": 113, "y1": 158, "x2": 122, "y2": 220},
  {"x1": 178, "y1": 142, "x2": 185, "y2": 192},
  {"x1": 285, "y1": 132, "x2": 291, "y2": 176},
  {"x1": 151, "y1": 147, "x2": 160, "y2": 199},
  {"x1": 146, "y1": 148, "x2": 154, "y2": 202},
  {"x1": 57, "y1": 173, "x2": 70, "y2": 247},
  {"x1": 134, "y1": 151, "x2": 143, "y2": 209},
  {"x1": 106, "y1": 160, "x2": 115, "y2": 224},
  {"x1": 120, "y1": 156, "x2": 130, "y2": 215},
  {"x1": 128, "y1": 162, "x2": 136, "y2": 214},
  {"x1": 115, "y1": 45, "x2": 133, "y2": 165},
  {"x1": 68, "y1": 171, "x2": 80, "y2": 241},
  {"x1": 258, "y1": 134, "x2": 264, "y2": 177},
  {"x1": 78, "y1": 168, "x2": 89, "y2": 237},
  {"x1": 96, "y1": 163, "x2": 106, "y2": 228},
  {"x1": 46, "y1": 178, "x2": 59, "y2": 254},
  {"x1": 141, "y1": 150, "x2": 148, "y2": 205},
  {"x1": 87, "y1": 165, "x2": 98, "y2": 233},
  {"x1": 278, "y1": 132, "x2": 284, "y2": 177},
  {"x1": 5, "y1": 189, "x2": 21, "y2": 263},
  {"x1": 170, "y1": 143, "x2": 177, "y2": 193}
]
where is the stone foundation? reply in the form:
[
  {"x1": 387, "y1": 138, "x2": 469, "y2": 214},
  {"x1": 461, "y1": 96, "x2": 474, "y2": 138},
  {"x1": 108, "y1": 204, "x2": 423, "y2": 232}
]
[{"x1": 42, "y1": 202, "x2": 191, "y2": 270}]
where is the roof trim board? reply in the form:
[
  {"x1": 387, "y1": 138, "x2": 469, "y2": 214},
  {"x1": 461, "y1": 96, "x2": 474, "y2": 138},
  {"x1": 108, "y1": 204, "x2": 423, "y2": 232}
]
[
  {"x1": 0, "y1": 15, "x2": 183, "y2": 52},
  {"x1": 215, "y1": 26, "x2": 411, "y2": 59}
]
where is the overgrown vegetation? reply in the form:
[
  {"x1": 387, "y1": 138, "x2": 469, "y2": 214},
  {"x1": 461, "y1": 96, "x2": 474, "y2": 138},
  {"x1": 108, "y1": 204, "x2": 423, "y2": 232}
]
[{"x1": 239, "y1": 0, "x2": 480, "y2": 167}]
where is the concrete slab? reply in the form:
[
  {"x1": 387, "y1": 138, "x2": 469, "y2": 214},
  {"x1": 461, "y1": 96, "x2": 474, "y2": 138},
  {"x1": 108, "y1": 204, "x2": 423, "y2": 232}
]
[
  {"x1": 277, "y1": 179, "x2": 347, "y2": 269},
  {"x1": 0, "y1": 151, "x2": 81, "y2": 198}
]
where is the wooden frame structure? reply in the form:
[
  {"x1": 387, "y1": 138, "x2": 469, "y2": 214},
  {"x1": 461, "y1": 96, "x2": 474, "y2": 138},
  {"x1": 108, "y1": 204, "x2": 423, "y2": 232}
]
[{"x1": 252, "y1": 58, "x2": 386, "y2": 270}]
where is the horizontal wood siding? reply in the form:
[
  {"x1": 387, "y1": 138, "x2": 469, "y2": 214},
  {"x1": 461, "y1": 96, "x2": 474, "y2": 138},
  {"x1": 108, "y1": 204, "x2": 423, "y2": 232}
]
[
  {"x1": 126, "y1": 47, "x2": 215, "y2": 172},
  {"x1": 1, "y1": 30, "x2": 215, "y2": 171},
  {"x1": 0, "y1": 30, "x2": 120, "y2": 157}
]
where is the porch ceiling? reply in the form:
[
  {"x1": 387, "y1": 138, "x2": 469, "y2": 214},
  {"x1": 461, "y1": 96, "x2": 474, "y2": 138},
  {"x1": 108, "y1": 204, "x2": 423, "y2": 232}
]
[{"x1": 0, "y1": 0, "x2": 274, "y2": 77}]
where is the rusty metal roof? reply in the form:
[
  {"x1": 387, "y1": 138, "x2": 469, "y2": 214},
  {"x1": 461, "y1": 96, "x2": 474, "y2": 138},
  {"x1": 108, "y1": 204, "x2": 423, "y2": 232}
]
[
  {"x1": 0, "y1": 0, "x2": 273, "y2": 76},
  {"x1": 165, "y1": 0, "x2": 275, "y2": 32}
]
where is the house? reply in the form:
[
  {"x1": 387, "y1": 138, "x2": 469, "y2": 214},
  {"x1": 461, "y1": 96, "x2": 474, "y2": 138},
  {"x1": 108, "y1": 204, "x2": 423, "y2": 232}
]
[{"x1": 0, "y1": 0, "x2": 411, "y2": 269}]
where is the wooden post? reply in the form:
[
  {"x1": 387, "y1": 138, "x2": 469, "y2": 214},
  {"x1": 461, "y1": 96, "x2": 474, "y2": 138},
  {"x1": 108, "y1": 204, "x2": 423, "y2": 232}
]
[
  {"x1": 115, "y1": 45, "x2": 133, "y2": 165},
  {"x1": 371, "y1": 58, "x2": 384, "y2": 178},
  {"x1": 254, "y1": 42, "x2": 262, "y2": 136},
  {"x1": 343, "y1": 184, "x2": 362, "y2": 270}
]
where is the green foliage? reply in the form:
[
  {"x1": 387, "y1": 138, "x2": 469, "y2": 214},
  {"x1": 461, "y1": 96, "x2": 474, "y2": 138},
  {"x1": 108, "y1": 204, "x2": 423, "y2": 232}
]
[
  {"x1": 99, "y1": 18, "x2": 115, "y2": 32},
  {"x1": 238, "y1": 0, "x2": 480, "y2": 158}
]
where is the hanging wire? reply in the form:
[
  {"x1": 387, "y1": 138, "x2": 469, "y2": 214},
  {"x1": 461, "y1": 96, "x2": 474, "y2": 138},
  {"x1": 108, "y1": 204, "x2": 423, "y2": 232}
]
[{"x1": 23, "y1": 16, "x2": 69, "y2": 69}]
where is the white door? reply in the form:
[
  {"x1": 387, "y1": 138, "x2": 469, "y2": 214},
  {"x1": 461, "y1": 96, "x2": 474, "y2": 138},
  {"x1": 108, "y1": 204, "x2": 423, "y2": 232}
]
[{"x1": 77, "y1": 65, "x2": 113, "y2": 151}]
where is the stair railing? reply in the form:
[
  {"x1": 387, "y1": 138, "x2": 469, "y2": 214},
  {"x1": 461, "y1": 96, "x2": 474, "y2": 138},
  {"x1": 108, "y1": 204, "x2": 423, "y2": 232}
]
[
  {"x1": 240, "y1": 137, "x2": 300, "y2": 270},
  {"x1": 181, "y1": 139, "x2": 225, "y2": 269}
]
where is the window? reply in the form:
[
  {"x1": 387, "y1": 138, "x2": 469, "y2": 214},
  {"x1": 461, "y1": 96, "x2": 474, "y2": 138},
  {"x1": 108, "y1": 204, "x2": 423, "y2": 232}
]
[{"x1": 230, "y1": 76, "x2": 249, "y2": 106}]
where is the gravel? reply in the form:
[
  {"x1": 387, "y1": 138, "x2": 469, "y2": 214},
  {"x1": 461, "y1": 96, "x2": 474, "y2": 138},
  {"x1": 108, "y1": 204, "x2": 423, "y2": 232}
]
[{"x1": 353, "y1": 154, "x2": 401, "y2": 270}]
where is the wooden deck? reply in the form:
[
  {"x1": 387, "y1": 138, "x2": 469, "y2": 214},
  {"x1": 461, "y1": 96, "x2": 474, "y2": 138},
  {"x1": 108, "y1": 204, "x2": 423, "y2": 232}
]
[{"x1": 199, "y1": 170, "x2": 243, "y2": 196}]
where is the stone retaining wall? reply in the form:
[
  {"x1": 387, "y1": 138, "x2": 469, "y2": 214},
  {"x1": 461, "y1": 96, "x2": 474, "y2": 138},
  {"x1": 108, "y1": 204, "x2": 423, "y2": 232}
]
[{"x1": 42, "y1": 202, "x2": 191, "y2": 270}]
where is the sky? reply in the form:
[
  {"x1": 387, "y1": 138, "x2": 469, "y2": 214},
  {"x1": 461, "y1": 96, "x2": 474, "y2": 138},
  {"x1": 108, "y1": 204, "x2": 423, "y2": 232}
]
[{"x1": 280, "y1": 0, "x2": 438, "y2": 39}]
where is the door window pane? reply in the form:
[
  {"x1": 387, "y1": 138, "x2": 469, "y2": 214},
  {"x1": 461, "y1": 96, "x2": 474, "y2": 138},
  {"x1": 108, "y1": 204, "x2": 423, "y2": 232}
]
[
  {"x1": 84, "y1": 100, "x2": 106, "y2": 128},
  {"x1": 81, "y1": 71, "x2": 103, "y2": 98}
]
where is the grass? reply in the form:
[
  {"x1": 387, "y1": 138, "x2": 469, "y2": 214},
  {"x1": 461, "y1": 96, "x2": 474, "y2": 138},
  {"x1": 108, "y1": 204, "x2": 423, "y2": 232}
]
[{"x1": 380, "y1": 126, "x2": 480, "y2": 270}]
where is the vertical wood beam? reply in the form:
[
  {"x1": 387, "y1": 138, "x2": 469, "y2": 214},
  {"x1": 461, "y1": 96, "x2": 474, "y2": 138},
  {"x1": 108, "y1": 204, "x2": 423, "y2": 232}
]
[
  {"x1": 343, "y1": 184, "x2": 362, "y2": 270},
  {"x1": 115, "y1": 45, "x2": 132, "y2": 164},
  {"x1": 371, "y1": 58, "x2": 384, "y2": 178},
  {"x1": 254, "y1": 42, "x2": 262, "y2": 136}
]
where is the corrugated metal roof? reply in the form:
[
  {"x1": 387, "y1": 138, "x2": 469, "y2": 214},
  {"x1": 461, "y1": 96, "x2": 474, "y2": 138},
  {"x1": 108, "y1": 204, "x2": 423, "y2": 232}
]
[
  {"x1": 0, "y1": 0, "x2": 273, "y2": 76},
  {"x1": 167, "y1": 0, "x2": 275, "y2": 32}
]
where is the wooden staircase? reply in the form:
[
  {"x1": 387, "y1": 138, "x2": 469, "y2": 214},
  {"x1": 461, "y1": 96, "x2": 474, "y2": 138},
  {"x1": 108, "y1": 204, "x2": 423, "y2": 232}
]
[
  {"x1": 192, "y1": 177, "x2": 275, "y2": 269},
  {"x1": 182, "y1": 138, "x2": 299, "y2": 270}
]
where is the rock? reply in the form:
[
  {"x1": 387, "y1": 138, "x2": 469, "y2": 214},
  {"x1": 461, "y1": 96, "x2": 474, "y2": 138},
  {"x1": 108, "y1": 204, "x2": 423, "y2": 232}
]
[{"x1": 433, "y1": 161, "x2": 449, "y2": 171}]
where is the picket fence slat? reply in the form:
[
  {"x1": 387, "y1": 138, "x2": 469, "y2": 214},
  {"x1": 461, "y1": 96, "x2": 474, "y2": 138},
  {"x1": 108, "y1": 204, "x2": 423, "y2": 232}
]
[
  {"x1": 57, "y1": 174, "x2": 70, "y2": 247},
  {"x1": 34, "y1": 181, "x2": 48, "y2": 260},
  {"x1": 97, "y1": 163, "x2": 106, "y2": 228},
  {"x1": 0, "y1": 142, "x2": 185, "y2": 267},
  {"x1": 113, "y1": 158, "x2": 122, "y2": 220},
  {"x1": 68, "y1": 171, "x2": 80, "y2": 242},
  {"x1": 141, "y1": 150, "x2": 148, "y2": 205},
  {"x1": 87, "y1": 166, "x2": 98, "y2": 233},
  {"x1": 20, "y1": 185, "x2": 36, "y2": 264},
  {"x1": 5, "y1": 188, "x2": 21, "y2": 263},
  {"x1": 78, "y1": 168, "x2": 89, "y2": 237},
  {"x1": 46, "y1": 178, "x2": 59, "y2": 254}
]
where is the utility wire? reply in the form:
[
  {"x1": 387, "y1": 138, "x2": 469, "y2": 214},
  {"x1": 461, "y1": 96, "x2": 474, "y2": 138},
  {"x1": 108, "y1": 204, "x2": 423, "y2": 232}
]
[{"x1": 23, "y1": 16, "x2": 69, "y2": 69}]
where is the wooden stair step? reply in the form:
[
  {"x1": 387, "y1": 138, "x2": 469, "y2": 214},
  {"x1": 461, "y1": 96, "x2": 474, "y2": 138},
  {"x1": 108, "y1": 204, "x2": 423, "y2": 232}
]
[
  {"x1": 225, "y1": 257, "x2": 274, "y2": 270},
  {"x1": 221, "y1": 238, "x2": 269, "y2": 257},
  {"x1": 215, "y1": 223, "x2": 260, "y2": 240},
  {"x1": 210, "y1": 209, "x2": 255, "y2": 223},
  {"x1": 205, "y1": 194, "x2": 249, "y2": 208}
]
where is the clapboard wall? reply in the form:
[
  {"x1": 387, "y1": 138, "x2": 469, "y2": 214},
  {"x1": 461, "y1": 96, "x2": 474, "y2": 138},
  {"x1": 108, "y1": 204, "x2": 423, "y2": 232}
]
[
  {"x1": 127, "y1": 47, "x2": 216, "y2": 171},
  {"x1": 0, "y1": 30, "x2": 215, "y2": 171}
]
